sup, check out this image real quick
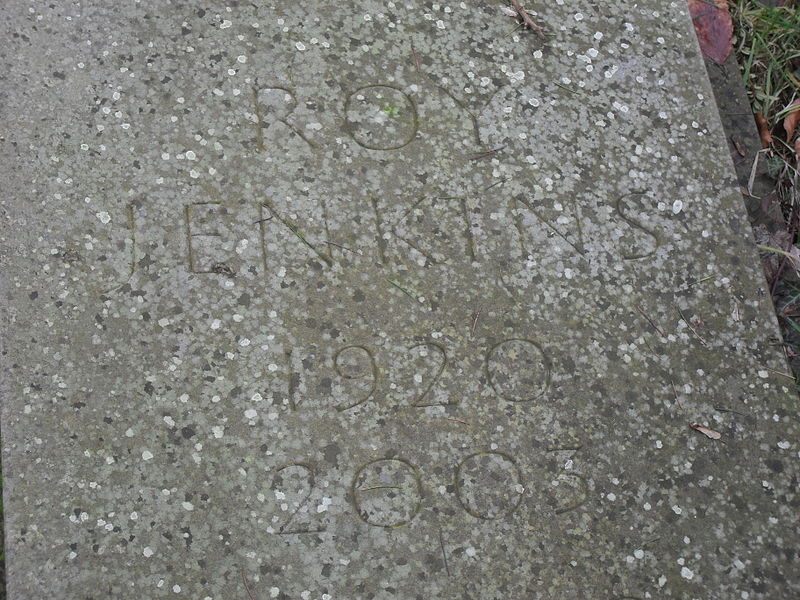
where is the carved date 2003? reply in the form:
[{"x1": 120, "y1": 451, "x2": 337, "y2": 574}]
[{"x1": 271, "y1": 447, "x2": 589, "y2": 535}]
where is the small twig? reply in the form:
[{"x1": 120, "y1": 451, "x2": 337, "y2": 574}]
[
  {"x1": 553, "y1": 81, "x2": 581, "y2": 95},
  {"x1": 484, "y1": 178, "x2": 508, "y2": 191},
  {"x1": 323, "y1": 240, "x2": 356, "y2": 253},
  {"x1": 358, "y1": 485, "x2": 403, "y2": 492},
  {"x1": 510, "y1": 0, "x2": 545, "y2": 37},
  {"x1": 386, "y1": 278, "x2": 418, "y2": 301},
  {"x1": 642, "y1": 536, "x2": 662, "y2": 547},
  {"x1": 732, "y1": 301, "x2": 741, "y2": 323},
  {"x1": 411, "y1": 43, "x2": 421, "y2": 72},
  {"x1": 504, "y1": 21, "x2": 524, "y2": 37},
  {"x1": 762, "y1": 366, "x2": 796, "y2": 380},
  {"x1": 696, "y1": 0, "x2": 726, "y2": 10},
  {"x1": 687, "y1": 274, "x2": 716, "y2": 287},
  {"x1": 439, "y1": 527, "x2": 452, "y2": 577},
  {"x1": 446, "y1": 417, "x2": 468, "y2": 425},
  {"x1": 469, "y1": 146, "x2": 504, "y2": 161},
  {"x1": 714, "y1": 405, "x2": 749, "y2": 417},
  {"x1": 747, "y1": 148, "x2": 770, "y2": 198},
  {"x1": 241, "y1": 569, "x2": 256, "y2": 600},
  {"x1": 636, "y1": 305, "x2": 667, "y2": 338},
  {"x1": 254, "y1": 204, "x2": 274, "y2": 225},
  {"x1": 675, "y1": 305, "x2": 707, "y2": 346},
  {"x1": 670, "y1": 379, "x2": 684, "y2": 410},
  {"x1": 641, "y1": 336, "x2": 656, "y2": 356},
  {"x1": 470, "y1": 306, "x2": 483, "y2": 336}
]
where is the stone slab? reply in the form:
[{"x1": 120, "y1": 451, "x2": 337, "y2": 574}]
[{"x1": 1, "y1": 1, "x2": 799, "y2": 598}]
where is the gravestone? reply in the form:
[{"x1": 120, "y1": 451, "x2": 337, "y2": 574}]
[{"x1": 1, "y1": 1, "x2": 799, "y2": 598}]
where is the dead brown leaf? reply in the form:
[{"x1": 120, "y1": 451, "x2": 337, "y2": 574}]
[
  {"x1": 730, "y1": 135, "x2": 746, "y2": 157},
  {"x1": 689, "y1": 421, "x2": 722, "y2": 440},
  {"x1": 784, "y1": 99, "x2": 800, "y2": 141},
  {"x1": 688, "y1": 0, "x2": 733, "y2": 64},
  {"x1": 755, "y1": 113, "x2": 774, "y2": 147}
]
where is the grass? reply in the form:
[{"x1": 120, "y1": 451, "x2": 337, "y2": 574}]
[
  {"x1": 729, "y1": 0, "x2": 800, "y2": 378},
  {"x1": 730, "y1": 0, "x2": 800, "y2": 206},
  {"x1": 732, "y1": 2, "x2": 800, "y2": 116}
]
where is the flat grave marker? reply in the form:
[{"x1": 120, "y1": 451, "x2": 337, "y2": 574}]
[{"x1": 1, "y1": 1, "x2": 798, "y2": 598}]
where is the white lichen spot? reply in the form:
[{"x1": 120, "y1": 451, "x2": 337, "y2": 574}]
[
  {"x1": 96, "y1": 211, "x2": 111, "y2": 224},
  {"x1": 317, "y1": 497, "x2": 332, "y2": 513},
  {"x1": 142, "y1": 450, "x2": 154, "y2": 461},
  {"x1": 143, "y1": 546, "x2": 154, "y2": 557},
  {"x1": 680, "y1": 566, "x2": 694, "y2": 580}
]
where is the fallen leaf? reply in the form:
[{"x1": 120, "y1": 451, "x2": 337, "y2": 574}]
[
  {"x1": 689, "y1": 421, "x2": 722, "y2": 440},
  {"x1": 688, "y1": 0, "x2": 733, "y2": 64},
  {"x1": 730, "y1": 135, "x2": 746, "y2": 157},
  {"x1": 755, "y1": 113, "x2": 774, "y2": 147},
  {"x1": 784, "y1": 99, "x2": 800, "y2": 140}
]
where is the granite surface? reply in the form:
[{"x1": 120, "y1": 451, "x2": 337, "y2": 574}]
[{"x1": 1, "y1": 1, "x2": 799, "y2": 598}]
